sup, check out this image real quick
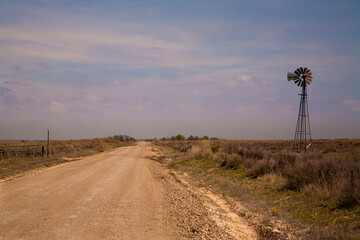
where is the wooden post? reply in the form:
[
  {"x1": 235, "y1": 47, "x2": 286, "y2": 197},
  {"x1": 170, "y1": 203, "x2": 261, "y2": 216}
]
[{"x1": 47, "y1": 130, "x2": 50, "y2": 157}]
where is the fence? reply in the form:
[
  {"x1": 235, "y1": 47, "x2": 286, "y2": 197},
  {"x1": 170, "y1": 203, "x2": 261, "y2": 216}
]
[{"x1": 0, "y1": 145, "x2": 44, "y2": 159}]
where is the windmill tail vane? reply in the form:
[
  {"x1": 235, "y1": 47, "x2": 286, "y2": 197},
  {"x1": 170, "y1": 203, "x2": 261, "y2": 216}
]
[{"x1": 287, "y1": 67, "x2": 313, "y2": 152}]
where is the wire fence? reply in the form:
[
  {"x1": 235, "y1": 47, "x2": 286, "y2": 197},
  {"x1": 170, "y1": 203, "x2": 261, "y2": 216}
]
[{"x1": 0, "y1": 145, "x2": 45, "y2": 159}]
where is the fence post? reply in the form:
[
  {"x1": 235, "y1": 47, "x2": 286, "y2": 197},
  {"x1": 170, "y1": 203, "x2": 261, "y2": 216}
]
[{"x1": 47, "y1": 130, "x2": 50, "y2": 157}]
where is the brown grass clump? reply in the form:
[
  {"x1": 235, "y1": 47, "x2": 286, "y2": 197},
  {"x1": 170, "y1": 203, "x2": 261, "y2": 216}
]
[
  {"x1": 188, "y1": 140, "x2": 211, "y2": 158},
  {"x1": 154, "y1": 139, "x2": 360, "y2": 239},
  {"x1": 155, "y1": 139, "x2": 360, "y2": 208},
  {"x1": 0, "y1": 138, "x2": 133, "y2": 179}
]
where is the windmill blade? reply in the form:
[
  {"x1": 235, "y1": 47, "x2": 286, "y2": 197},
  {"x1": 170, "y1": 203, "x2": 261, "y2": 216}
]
[
  {"x1": 295, "y1": 68, "x2": 301, "y2": 75},
  {"x1": 305, "y1": 71, "x2": 312, "y2": 77},
  {"x1": 300, "y1": 67, "x2": 304, "y2": 74}
]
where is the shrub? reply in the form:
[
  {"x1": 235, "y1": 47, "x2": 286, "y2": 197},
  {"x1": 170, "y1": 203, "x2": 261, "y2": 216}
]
[
  {"x1": 187, "y1": 135, "x2": 195, "y2": 140},
  {"x1": 154, "y1": 139, "x2": 360, "y2": 207},
  {"x1": 334, "y1": 170, "x2": 360, "y2": 207},
  {"x1": 188, "y1": 140, "x2": 211, "y2": 159},
  {"x1": 171, "y1": 134, "x2": 186, "y2": 140},
  {"x1": 211, "y1": 144, "x2": 221, "y2": 153},
  {"x1": 223, "y1": 154, "x2": 243, "y2": 170},
  {"x1": 109, "y1": 134, "x2": 135, "y2": 142}
]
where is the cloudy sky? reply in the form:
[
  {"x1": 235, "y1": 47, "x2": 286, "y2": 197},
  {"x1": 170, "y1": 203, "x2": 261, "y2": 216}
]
[{"x1": 0, "y1": 0, "x2": 359, "y2": 140}]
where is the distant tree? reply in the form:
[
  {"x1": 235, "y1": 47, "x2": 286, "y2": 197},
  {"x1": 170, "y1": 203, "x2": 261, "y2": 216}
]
[
  {"x1": 161, "y1": 137, "x2": 167, "y2": 141},
  {"x1": 210, "y1": 137, "x2": 219, "y2": 140},
  {"x1": 174, "y1": 134, "x2": 186, "y2": 140},
  {"x1": 110, "y1": 134, "x2": 132, "y2": 142},
  {"x1": 194, "y1": 136, "x2": 199, "y2": 140},
  {"x1": 187, "y1": 135, "x2": 194, "y2": 140},
  {"x1": 202, "y1": 136, "x2": 209, "y2": 140}
]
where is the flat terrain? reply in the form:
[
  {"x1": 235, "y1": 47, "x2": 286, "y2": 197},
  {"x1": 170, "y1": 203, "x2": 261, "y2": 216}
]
[{"x1": 0, "y1": 143, "x2": 256, "y2": 239}]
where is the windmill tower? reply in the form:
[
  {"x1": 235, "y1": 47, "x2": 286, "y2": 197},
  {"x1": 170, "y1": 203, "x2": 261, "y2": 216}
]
[{"x1": 287, "y1": 67, "x2": 313, "y2": 151}]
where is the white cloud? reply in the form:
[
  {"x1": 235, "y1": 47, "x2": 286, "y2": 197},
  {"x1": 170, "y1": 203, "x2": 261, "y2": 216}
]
[
  {"x1": 48, "y1": 101, "x2": 67, "y2": 113},
  {"x1": 238, "y1": 75, "x2": 252, "y2": 82},
  {"x1": 0, "y1": 27, "x2": 188, "y2": 51},
  {"x1": 182, "y1": 67, "x2": 254, "y2": 84},
  {"x1": 0, "y1": 22, "x2": 243, "y2": 69}
]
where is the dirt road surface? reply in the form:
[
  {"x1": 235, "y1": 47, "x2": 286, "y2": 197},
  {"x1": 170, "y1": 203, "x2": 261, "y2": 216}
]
[{"x1": 0, "y1": 143, "x2": 256, "y2": 240}]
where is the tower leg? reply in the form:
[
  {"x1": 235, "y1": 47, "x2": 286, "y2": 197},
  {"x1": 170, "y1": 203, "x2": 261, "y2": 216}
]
[{"x1": 293, "y1": 85, "x2": 312, "y2": 151}]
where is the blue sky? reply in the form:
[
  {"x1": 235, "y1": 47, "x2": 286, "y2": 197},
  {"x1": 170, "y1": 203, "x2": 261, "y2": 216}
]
[{"x1": 0, "y1": 0, "x2": 359, "y2": 140}]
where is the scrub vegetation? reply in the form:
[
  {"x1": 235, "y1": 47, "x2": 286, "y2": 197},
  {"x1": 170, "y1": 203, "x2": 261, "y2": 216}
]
[
  {"x1": 0, "y1": 137, "x2": 135, "y2": 179},
  {"x1": 153, "y1": 139, "x2": 360, "y2": 239},
  {"x1": 145, "y1": 134, "x2": 218, "y2": 142}
]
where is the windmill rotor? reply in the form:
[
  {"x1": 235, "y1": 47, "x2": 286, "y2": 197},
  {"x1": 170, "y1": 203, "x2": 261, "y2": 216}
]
[{"x1": 287, "y1": 67, "x2": 313, "y2": 87}]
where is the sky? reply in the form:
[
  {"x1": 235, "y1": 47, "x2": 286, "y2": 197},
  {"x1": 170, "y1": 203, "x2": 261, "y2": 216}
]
[{"x1": 0, "y1": 0, "x2": 359, "y2": 140}]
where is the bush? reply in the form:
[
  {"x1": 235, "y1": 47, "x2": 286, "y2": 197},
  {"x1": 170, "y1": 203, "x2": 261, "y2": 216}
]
[
  {"x1": 171, "y1": 134, "x2": 186, "y2": 140},
  {"x1": 109, "y1": 134, "x2": 135, "y2": 142},
  {"x1": 154, "y1": 139, "x2": 360, "y2": 207},
  {"x1": 211, "y1": 144, "x2": 221, "y2": 153},
  {"x1": 188, "y1": 140, "x2": 211, "y2": 158},
  {"x1": 334, "y1": 170, "x2": 360, "y2": 207},
  {"x1": 187, "y1": 135, "x2": 194, "y2": 140}
]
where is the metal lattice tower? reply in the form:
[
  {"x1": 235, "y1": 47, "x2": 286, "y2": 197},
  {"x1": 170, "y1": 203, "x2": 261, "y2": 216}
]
[{"x1": 287, "y1": 67, "x2": 313, "y2": 151}]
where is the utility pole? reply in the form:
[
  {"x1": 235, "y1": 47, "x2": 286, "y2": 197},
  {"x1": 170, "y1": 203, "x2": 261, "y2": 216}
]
[{"x1": 47, "y1": 130, "x2": 50, "y2": 157}]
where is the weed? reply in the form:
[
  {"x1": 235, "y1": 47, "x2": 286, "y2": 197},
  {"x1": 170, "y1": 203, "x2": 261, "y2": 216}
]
[{"x1": 153, "y1": 139, "x2": 360, "y2": 239}]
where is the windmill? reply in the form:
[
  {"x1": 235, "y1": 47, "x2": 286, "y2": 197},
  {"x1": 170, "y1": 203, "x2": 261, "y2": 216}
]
[{"x1": 287, "y1": 67, "x2": 313, "y2": 151}]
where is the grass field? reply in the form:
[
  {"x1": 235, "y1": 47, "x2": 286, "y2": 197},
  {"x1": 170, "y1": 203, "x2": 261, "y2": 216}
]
[
  {"x1": 153, "y1": 139, "x2": 360, "y2": 239},
  {"x1": 0, "y1": 138, "x2": 134, "y2": 179}
]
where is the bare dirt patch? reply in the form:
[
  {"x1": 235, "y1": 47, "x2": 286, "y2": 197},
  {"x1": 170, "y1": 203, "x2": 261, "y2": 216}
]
[{"x1": 148, "y1": 147, "x2": 258, "y2": 239}]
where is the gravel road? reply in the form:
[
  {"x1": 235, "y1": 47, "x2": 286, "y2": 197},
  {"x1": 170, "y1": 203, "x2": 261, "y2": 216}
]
[{"x1": 0, "y1": 143, "x2": 255, "y2": 239}]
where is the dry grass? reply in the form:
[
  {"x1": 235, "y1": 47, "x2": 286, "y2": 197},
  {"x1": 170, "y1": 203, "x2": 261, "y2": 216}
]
[
  {"x1": 154, "y1": 139, "x2": 360, "y2": 239},
  {"x1": 0, "y1": 138, "x2": 134, "y2": 179},
  {"x1": 158, "y1": 139, "x2": 360, "y2": 207}
]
